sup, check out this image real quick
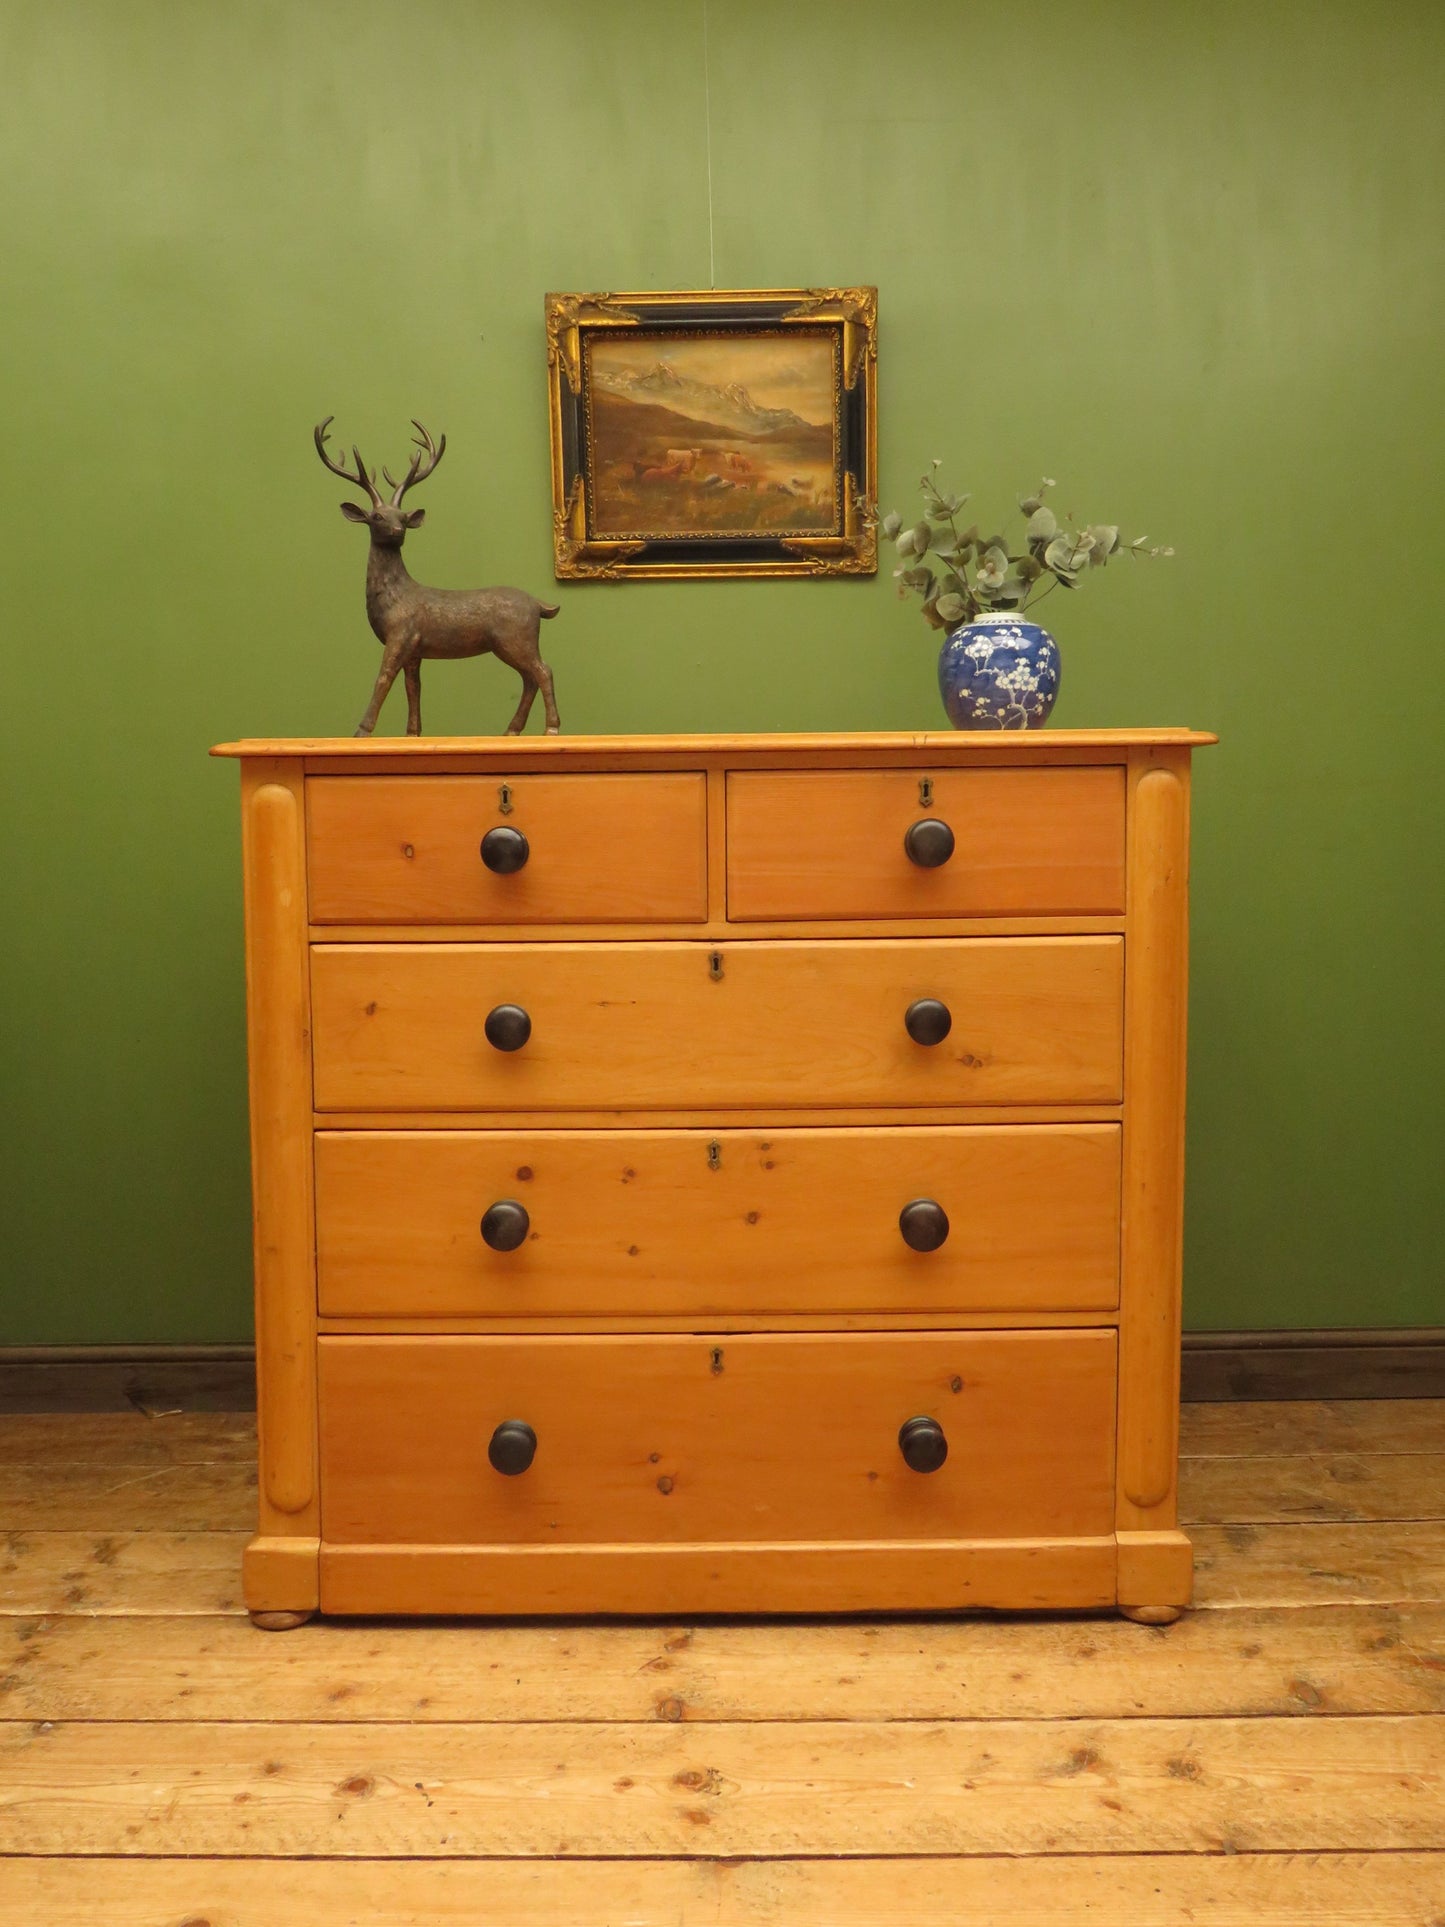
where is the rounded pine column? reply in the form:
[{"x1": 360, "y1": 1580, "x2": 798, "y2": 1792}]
[{"x1": 1116, "y1": 749, "x2": 1193, "y2": 1618}]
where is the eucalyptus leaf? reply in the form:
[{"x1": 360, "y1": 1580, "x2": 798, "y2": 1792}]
[
  {"x1": 1026, "y1": 505, "x2": 1058, "y2": 543},
  {"x1": 880, "y1": 510, "x2": 902, "y2": 540},
  {"x1": 912, "y1": 520, "x2": 932, "y2": 556},
  {"x1": 934, "y1": 592, "x2": 968, "y2": 623},
  {"x1": 1044, "y1": 531, "x2": 1089, "y2": 577},
  {"x1": 895, "y1": 528, "x2": 918, "y2": 558},
  {"x1": 1018, "y1": 495, "x2": 1042, "y2": 515},
  {"x1": 902, "y1": 565, "x2": 935, "y2": 593}
]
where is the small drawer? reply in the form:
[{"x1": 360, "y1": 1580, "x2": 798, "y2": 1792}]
[
  {"x1": 310, "y1": 936, "x2": 1124, "y2": 1112},
  {"x1": 318, "y1": 1329, "x2": 1117, "y2": 1547},
  {"x1": 726, "y1": 767, "x2": 1126, "y2": 920},
  {"x1": 315, "y1": 1124, "x2": 1121, "y2": 1318},
  {"x1": 307, "y1": 773, "x2": 707, "y2": 924}
]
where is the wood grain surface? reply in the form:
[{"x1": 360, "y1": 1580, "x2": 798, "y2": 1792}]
[
  {"x1": 316, "y1": 1329, "x2": 1117, "y2": 1547},
  {"x1": 307, "y1": 772, "x2": 708, "y2": 924},
  {"x1": 314, "y1": 1123, "x2": 1122, "y2": 1318},
  {"x1": 3, "y1": 1854, "x2": 1437, "y2": 1927},
  {"x1": 725, "y1": 766, "x2": 1126, "y2": 919},
  {"x1": 3, "y1": 1713, "x2": 1440, "y2": 1857},
  {"x1": 310, "y1": 935, "x2": 1125, "y2": 1111}
]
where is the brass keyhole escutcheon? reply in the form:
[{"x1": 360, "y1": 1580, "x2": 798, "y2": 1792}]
[
  {"x1": 708, "y1": 950, "x2": 724, "y2": 981},
  {"x1": 498, "y1": 783, "x2": 514, "y2": 815},
  {"x1": 919, "y1": 777, "x2": 934, "y2": 807},
  {"x1": 706, "y1": 1140, "x2": 722, "y2": 1170}
]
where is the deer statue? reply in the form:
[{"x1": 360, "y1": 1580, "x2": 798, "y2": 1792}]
[{"x1": 314, "y1": 417, "x2": 561, "y2": 736}]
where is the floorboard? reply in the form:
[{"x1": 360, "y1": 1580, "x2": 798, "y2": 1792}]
[
  {"x1": 1191, "y1": 1522, "x2": 1445, "y2": 1607},
  {"x1": 0, "y1": 1529, "x2": 247, "y2": 1615},
  {"x1": 5, "y1": 1712, "x2": 1443, "y2": 1856},
  {"x1": 2, "y1": 1603, "x2": 1442, "y2": 1722},
  {"x1": 4, "y1": 1852, "x2": 1444, "y2": 1927}
]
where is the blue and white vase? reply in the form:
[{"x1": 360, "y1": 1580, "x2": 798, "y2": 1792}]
[{"x1": 937, "y1": 612, "x2": 1061, "y2": 731}]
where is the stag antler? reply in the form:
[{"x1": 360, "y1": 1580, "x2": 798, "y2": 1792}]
[
  {"x1": 385, "y1": 420, "x2": 447, "y2": 505},
  {"x1": 314, "y1": 416, "x2": 383, "y2": 509}
]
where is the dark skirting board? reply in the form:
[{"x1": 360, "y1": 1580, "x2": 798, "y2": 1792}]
[{"x1": 1, "y1": 1334, "x2": 1441, "y2": 1412}]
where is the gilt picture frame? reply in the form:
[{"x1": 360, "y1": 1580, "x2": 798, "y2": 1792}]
[{"x1": 545, "y1": 287, "x2": 877, "y2": 580}]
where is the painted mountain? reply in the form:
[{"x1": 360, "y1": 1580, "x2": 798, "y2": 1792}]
[{"x1": 592, "y1": 358, "x2": 818, "y2": 440}]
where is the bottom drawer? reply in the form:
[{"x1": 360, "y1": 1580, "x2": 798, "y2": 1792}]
[{"x1": 318, "y1": 1329, "x2": 1117, "y2": 1550}]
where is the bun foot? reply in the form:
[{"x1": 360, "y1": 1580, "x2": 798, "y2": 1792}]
[
  {"x1": 1120, "y1": 1603, "x2": 1183, "y2": 1626},
  {"x1": 250, "y1": 1608, "x2": 316, "y2": 1632}
]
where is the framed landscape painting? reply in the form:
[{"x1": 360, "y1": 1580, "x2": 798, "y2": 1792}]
[{"x1": 545, "y1": 287, "x2": 877, "y2": 579}]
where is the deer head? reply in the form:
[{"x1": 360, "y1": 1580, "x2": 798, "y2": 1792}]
[{"x1": 314, "y1": 417, "x2": 446, "y2": 547}]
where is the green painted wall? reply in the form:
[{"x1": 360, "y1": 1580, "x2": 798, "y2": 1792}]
[{"x1": 2, "y1": 1, "x2": 1440, "y2": 1344}]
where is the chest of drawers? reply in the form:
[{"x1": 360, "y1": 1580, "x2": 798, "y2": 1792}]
[{"x1": 213, "y1": 729, "x2": 1213, "y2": 1628}]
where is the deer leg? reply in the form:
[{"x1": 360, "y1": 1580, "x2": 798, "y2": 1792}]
[
  {"x1": 403, "y1": 660, "x2": 423, "y2": 736},
  {"x1": 534, "y1": 656, "x2": 561, "y2": 734},
  {"x1": 504, "y1": 671, "x2": 538, "y2": 735},
  {"x1": 354, "y1": 640, "x2": 408, "y2": 737},
  {"x1": 494, "y1": 627, "x2": 561, "y2": 736}
]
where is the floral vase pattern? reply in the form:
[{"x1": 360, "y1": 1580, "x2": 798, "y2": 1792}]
[{"x1": 937, "y1": 612, "x2": 1061, "y2": 730}]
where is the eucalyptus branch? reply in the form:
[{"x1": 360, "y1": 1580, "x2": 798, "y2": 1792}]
[
  {"x1": 881, "y1": 468, "x2": 1168, "y2": 629},
  {"x1": 1021, "y1": 576, "x2": 1059, "y2": 614}
]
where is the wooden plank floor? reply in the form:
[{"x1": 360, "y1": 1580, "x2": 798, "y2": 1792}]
[{"x1": 1, "y1": 1403, "x2": 1442, "y2": 1924}]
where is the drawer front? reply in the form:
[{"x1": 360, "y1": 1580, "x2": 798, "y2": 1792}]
[
  {"x1": 310, "y1": 937, "x2": 1124, "y2": 1111},
  {"x1": 307, "y1": 773, "x2": 708, "y2": 924},
  {"x1": 316, "y1": 1124, "x2": 1121, "y2": 1317},
  {"x1": 318, "y1": 1330, "x2": 1117, "y2": 1545},
  {"x1": 726, "y1": 767, "x2": 1126, "y2": 920}
]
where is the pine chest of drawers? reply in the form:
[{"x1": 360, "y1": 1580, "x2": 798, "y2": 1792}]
[{"x1": 213, "y1": 730, "x2": 1213, "y2": 1627}]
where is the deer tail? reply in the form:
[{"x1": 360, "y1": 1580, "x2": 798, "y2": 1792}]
[{"x1": 538, "y1": 600, "x2": 561, "y2": 619}]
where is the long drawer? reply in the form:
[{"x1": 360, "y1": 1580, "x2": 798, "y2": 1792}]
[
  {"x1": 307, "y1": 773, "x2": 708, "y2": 924},
  {"x1": 727, "y1": 766, "x2": 1127, "y2": 919},
  {"x1": 318, "y1": 1329, "x2": 1118, "y2": 1547},
  {"x1": 310, "y1": 936, "x2": 1124, "y2": 1111},
  {"x1": 315, "y1": 1124, "x2": 1121, "y2": 1317}
]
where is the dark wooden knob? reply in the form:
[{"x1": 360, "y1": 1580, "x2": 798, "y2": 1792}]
[
  {"x1": 904, "y1": 998, "x2": 952, "y2": 1046},
  {"x1": 899, "y1": 1199, "x2": 949, "y2": 1251},
  {"x1": 480, "y1": 826, "x2": 530, "y2": 874},
  {"x1": 898, "y1": 1415, "x2": 948, "y2": 1473},
  {"x1": 488, "y1": 1420, "x2": 537, "y2": 1476},
  {"x1": 481, "y1": 1200, "x2": 530, "y2": 1251},
  {"x1": 485, "y1": 1003, "x2": 532, "y2": 1051},
  {"x1": 904, "y1": 818, "x2": 955, "y2": 868}
]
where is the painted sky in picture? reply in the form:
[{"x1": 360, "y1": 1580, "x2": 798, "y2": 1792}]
[{"x1": 585, "y1": 329, "x2": 840, "y2": 538}]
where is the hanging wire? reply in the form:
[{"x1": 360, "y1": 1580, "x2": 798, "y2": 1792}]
[{"x1": 703, "y1": 0, "x2": 716, "y2": 286}]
